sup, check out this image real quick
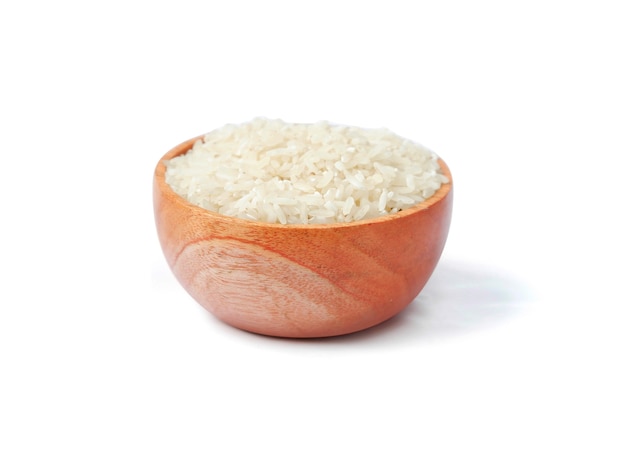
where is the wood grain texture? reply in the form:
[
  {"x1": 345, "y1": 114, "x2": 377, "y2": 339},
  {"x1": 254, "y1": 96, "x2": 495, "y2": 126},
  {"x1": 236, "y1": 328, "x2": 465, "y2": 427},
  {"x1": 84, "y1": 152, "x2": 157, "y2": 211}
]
[{"x1": 154, "y1": 136, "x2": 453, "y2": 338}]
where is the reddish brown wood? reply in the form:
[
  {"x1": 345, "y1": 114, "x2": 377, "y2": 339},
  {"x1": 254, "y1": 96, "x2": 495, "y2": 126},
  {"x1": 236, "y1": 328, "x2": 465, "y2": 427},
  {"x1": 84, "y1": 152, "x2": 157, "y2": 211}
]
[{"x1": 154, "y1": 136, "x2": 453, "y2": 338}]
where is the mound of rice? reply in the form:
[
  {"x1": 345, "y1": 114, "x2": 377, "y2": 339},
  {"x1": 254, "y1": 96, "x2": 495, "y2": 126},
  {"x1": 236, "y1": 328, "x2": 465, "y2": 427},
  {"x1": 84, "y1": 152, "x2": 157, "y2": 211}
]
[{"x1": 165, "y1": 118, "x2": 449, "y2": 224}]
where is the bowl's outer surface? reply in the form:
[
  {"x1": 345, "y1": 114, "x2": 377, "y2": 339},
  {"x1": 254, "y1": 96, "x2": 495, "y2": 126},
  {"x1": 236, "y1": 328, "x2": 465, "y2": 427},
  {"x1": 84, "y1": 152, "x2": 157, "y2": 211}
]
[{"x1": 154, "y1": 136, "x2": 453, "y2": 338}]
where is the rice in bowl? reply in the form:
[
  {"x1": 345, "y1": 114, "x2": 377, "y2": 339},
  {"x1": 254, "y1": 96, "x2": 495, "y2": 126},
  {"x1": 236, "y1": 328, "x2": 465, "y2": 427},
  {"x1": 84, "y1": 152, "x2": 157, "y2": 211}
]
[{"x1": 164, "y1": 118, "x2": 449, "y2": 224}]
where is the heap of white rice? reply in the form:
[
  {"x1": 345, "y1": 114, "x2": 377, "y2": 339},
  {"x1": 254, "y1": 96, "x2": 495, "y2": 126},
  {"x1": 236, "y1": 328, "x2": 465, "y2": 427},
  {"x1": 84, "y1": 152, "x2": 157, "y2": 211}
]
[{"x1": 165, "y1": 118, "x2": 448, "y2": 224}]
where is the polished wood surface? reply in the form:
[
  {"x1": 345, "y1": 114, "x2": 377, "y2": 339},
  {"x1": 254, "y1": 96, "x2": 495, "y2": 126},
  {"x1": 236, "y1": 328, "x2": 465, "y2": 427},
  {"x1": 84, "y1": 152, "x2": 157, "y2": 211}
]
[{"x1": 154, "y1": 136, "x2": 453, "y2": 338}]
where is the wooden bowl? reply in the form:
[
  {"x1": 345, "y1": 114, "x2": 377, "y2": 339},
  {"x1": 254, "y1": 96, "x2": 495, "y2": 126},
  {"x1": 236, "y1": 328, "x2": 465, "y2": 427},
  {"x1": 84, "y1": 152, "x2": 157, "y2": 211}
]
[{"x1": 154, "y1": 135, "x2": 453, "y2": 338}]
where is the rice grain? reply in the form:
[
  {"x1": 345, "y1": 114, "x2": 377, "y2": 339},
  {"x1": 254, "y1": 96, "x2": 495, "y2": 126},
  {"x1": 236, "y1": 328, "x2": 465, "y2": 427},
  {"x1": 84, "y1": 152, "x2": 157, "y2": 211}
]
[{"x1": 165, "y1": 118, "x2": 449, "y2": 225}]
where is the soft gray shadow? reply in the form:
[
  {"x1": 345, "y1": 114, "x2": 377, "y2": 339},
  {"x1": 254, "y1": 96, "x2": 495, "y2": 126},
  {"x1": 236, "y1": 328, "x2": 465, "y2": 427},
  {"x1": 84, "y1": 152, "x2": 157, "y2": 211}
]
[{"x1": 272, "y1": 259, "x2": 535, "y2": 347}]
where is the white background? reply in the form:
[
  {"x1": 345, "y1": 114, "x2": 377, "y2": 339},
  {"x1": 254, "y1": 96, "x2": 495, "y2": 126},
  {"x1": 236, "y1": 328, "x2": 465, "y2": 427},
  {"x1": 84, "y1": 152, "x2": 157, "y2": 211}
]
[{"x1": 1, "y1": 1, "x2": 625, "y2": 466}]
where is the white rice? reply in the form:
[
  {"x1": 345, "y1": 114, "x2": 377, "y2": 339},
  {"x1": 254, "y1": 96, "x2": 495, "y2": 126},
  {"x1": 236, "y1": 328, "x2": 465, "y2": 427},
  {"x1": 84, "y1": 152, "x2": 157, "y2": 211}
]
[{"x1": 165, "y1": 118, "x2": 449, "y2": 224}]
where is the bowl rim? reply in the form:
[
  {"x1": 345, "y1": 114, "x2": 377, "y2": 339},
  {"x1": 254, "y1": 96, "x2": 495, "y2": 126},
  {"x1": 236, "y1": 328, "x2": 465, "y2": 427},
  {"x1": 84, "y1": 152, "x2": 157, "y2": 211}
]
[{"x1": 154, "y1": 134, "x2": 452, "y2": 230}]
